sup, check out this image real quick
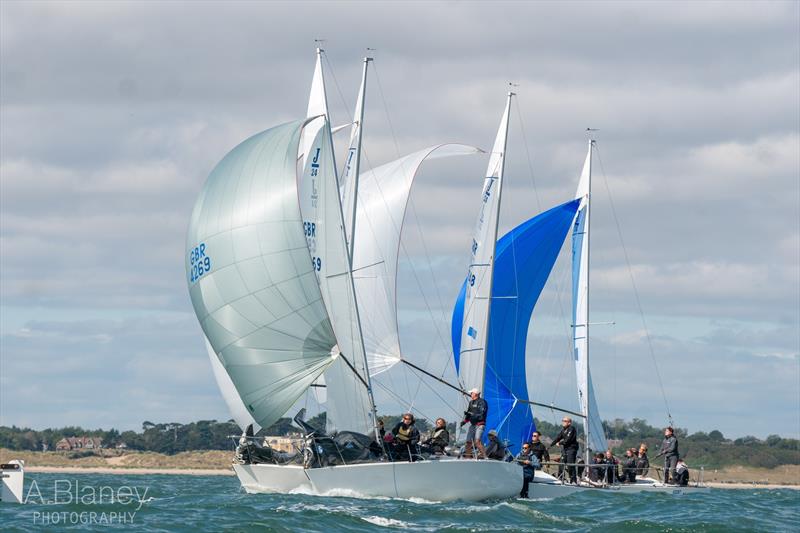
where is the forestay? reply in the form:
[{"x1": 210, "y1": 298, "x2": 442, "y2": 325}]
[
  {"x1": 186, "y1": 120, "x2": 337, "y2": 431},
  {"x1": 353, "y1": 144, "x2": 481, "y2": 375},
  {"x1": 572, "y1": 143, "x2": 608, "y2": 453}
]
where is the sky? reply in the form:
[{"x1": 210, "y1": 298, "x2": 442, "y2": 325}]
[{"x1": 1, "y1": 1, "x2": 798, "y2": 440}]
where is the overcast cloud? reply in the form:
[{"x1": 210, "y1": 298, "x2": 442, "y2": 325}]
[{"x1": 1, "y1": 1, "x2": 798, "y2": 439}]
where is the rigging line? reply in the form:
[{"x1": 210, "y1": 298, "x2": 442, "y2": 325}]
[
  {"x1": 593, "y1": 144, "x2": 673, "y2": 425},
  {"x1": 400, "y1": 359, "x2": 468, "y2": 396},
  {"x1": 372, "y1": 378, "x2": 435, "y2": 423},
  {"x1": 371, "y1": 62, "x2": 402, "y2": 159},
  {"x1": 513, "y1": 102, "x2": 543, "y2": 212},
  {"x1": 321, "y1": 52, "x2": 353, "y2": 126},
  {"x1": 401, "y1": 361, "x2": 463, "y2": 418},
  {"x1": 337, "y1": 352, "x2": 370, "y2": 390}
]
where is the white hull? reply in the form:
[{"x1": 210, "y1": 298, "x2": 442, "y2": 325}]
[
  {"x1": 1, "y1": 460, "x2": 25, "y2": 504},
  {"x1": 234, "y1": 458, "x2": 522, "y2": 502},
  {"x1": 528, "y1": 473, "x2": 710, "y2": 499}
]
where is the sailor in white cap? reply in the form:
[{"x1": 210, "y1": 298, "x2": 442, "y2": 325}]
[{"x1": 460, "y1": 387, "x2": 488, "y2": 459}]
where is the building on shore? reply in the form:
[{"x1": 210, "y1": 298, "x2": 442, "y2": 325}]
[{"x1": 55, "y1": 436, "x2": 104, "y2": 451}]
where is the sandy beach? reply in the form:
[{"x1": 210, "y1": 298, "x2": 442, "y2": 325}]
[{"x1": 24, "y1": 466, "x2": 235, "y2": 476}]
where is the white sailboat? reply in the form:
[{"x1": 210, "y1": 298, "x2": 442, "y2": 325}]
[
  {"x1": 451, "y1": 118, "x2": 708, "y2": 497},
  {"x1": 187, "y1": 50, "x2": 522, "y2": 502}
]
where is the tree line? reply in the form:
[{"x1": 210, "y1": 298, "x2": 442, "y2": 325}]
[{"x1": 0, "y1": 416, "x2": 796, "y2": 468}]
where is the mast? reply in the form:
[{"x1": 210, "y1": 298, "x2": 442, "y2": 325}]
[
  {"x1": 346, "y1": 56, "x2": 372, "y2": 259},
  {"x1": 318, "y1": 51, "x2": 380, "y2": 444},
  {"x1": 585, "y1": 137, "x2": 594, "y2": 465},
  {"x1": 480, "y1": 91, "x2": 513, "y2": 390}
]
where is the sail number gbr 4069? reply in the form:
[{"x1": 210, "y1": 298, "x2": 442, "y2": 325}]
[{"x1": 188, "y1": 242, "x2": 212, "y2": 284}]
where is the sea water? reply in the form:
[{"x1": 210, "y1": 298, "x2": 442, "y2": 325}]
[{"x1": 1, "y1": 472, "x2": 797, "y2": 532}]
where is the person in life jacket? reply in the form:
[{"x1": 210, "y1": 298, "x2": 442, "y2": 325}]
[
  {"x1": 391, "y1": 413, "x2": 420, "y2": 461},
  {"x1": 421, "y1": 418, "x2": 450, "y2": 455},
  {"x1": 460, "y1": 388, "x2": 488, "y2": 459},
  {"x1": 515, "y1": 442, "x2": 539, "y2": 498}
]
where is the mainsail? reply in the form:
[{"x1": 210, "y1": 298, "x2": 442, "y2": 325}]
[
  {"x1": 572, "y1": 142, "x2": 608, "y2": 454},
  {"x1": 457, "y1": 94, "x2": 512, "y2": 393},
  {"x1": 298, "y1": 117, "x2": 375, "y2": 437},
  {"x1": 452, "y1": 199, "x2": 581, "y2": 446},
  {"x1": 186, "y1": 120, "x2": 337, "y2": 431}
]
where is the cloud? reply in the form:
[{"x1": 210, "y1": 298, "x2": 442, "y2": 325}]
[{"x1": 0, "y1": 1, "x2": 797, "y2": 437}]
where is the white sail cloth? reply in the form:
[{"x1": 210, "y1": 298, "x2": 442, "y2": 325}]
[
  {"x1": 186, "y1": 120, "x2": 337, "y2": 431},
  {"x1": 205, "y1": 336, "x2": 261, "y2": 433},
  {"x1": 353, "y1": 144, "x2": 482, "y2": 375},
  {"x1": 572, "y1": 143, "x2": 608, "y2": 453},
  {"x1": 298, "y1": 119, "x2": 374, "y2": 437},
  {"x1": 458, "y1": 98, "x2": 511, "y2": 393},
  {"x1": 300, "y1": 50, "x2": 329, "y2": 168}
]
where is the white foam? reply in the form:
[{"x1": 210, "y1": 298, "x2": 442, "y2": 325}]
[{"x1": 361, "y1": 516, "x2": 412, "y2": 528}]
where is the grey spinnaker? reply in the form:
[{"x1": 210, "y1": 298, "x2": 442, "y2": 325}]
[{"x1": 186, "y1": 120, "x2": 337, "y2": 431}]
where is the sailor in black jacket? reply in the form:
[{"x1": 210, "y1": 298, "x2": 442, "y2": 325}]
[
  {"x1": 460, "y1": 388, "x2": 488, "y2": 459},
  {"x1": 657, "y1": 427, "x2": 679, "y2": 483},
  {"x1": 528, "y1": 431, "x2": 550, "y2": 465},
  {"x1": 550, "y1": 417, "x2": 579, "y2": 484}
]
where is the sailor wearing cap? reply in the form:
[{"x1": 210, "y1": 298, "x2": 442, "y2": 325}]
[
  {"x1": 460, "y1": 388, "x2": 488, "y2": 459},
  {"x1": 485, "y1": 429, "x2": 507, "y2": 460}
]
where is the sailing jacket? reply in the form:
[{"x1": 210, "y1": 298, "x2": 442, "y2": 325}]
[
  {"x1": 423, "y1": 427, "x2": 449, "y2": 452},
  {"x1": 636, "y1": 452, "x2": 650, "y2": 476},
  {"x1": 528, "y1": 441, "x2": 550, "y2": 463},
  {"x1": 463, "y1": 397, "x2": 488, "y2": 426},
  {"x1": 660, "y1": 435, "x2": 679, "y2": 458},
  {"x1": 552, "y1": 425, "x2": 578, "y2": 451},
  {"x1": 392, "y1": 422, "x2": 420, "y2": 446},
  {"x1": 486, "y1": 438, "x2": 506, "y2": 460},
  {"x1": 515, "y1": 449, "x2": 536, "y2": 477}
]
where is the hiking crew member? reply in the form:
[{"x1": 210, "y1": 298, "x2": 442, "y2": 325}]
[
  {"x1": 422, "y1": 418, "x2": 449, "y2": 455},
  {"x1": 551, "y1": 416, "x2": 579, "y2": 484},
  {"x1": 604, "y1": 449, "x2": 620, "y2": 484},
  {"x1": 657, "y1": 426, "x2": 679, "y2": 484},
  {"x1": 461, "y1": 388, "x2": 488, "y2": 459},
  {"x1": 485, "y1": 429, "x2": 506, "y2": 460},
  {"x1": 515, "y1": 443, "x2": 537, "y2": 498},
  {"x1": 636, "y1": 443, "x2": 650, "y2": 477},
  {"x1": 391, "y1": 413, "x2": 420, "y2": 461},
  {"x1": 529, "y1": 431, "x2": 550, "y2": 466},
  {"x1": 588, "y1": 452, "x2": 605, "y2": 483}
]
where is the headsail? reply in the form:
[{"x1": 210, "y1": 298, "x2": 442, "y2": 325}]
[
  {"x1": 453, "y1": 199, "x2": 581, "y2": 446},
  {"x1": 186, "y1": 120, "x2": 337, "y2": 431},
  {"x1": 457, "y1": 94, "x2": 512, "y2": 393},
  {"x1": 572, "y1": 142, "x2": 608, "y2": 455},
  {"x1": 353, "y1": 144, "x2": 481, "y2": 375}
]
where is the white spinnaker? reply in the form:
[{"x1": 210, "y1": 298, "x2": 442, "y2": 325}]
[
  {"x1": 298, "y1": 119, "x2": 374, "y2": 437},
  {"x1": 299, "y1": 49, "x2": 328, "y2": 168},
  {"x1": 353, "y1": 144, "x2": 482, "y2": 375},
  {"x1": 205, "y1": 336, "x2": 262, "y2": 433},
  {"x1": 186, "y1": 120, "x2": 337, "y2": 431},
  {"x1": 458, "y1": 97, "x2": 511, "y2": 393},
  {"x1": 572, "y1": 143, "x2": 608, "y2": 454}
]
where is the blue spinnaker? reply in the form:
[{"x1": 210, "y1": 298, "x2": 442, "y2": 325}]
[{"x1": 453, "y1": 198, "x2": 581, "y2": 448}]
